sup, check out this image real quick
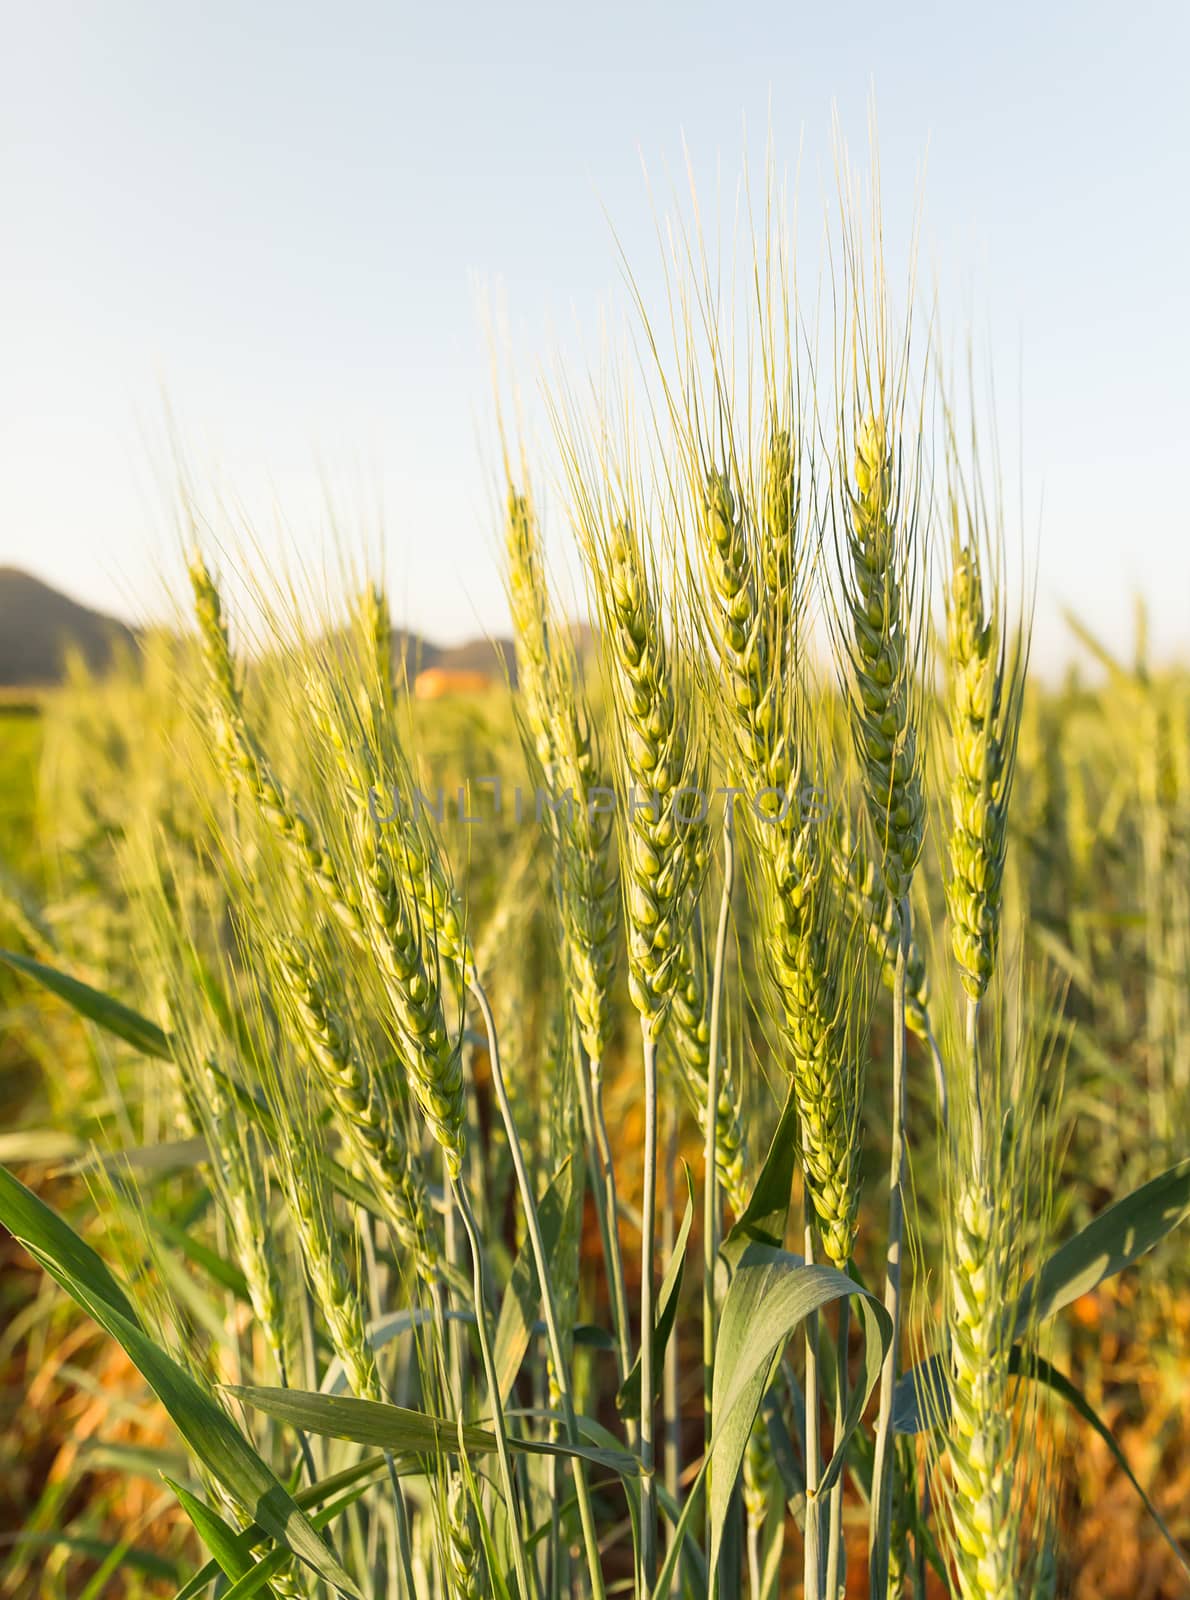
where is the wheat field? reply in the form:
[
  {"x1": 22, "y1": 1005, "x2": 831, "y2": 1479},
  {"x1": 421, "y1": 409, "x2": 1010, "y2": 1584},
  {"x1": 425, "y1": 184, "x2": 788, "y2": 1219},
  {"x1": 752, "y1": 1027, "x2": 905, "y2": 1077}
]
[{"x1": 1, "y1": 165, "x2": 1188, "y2": 1600}]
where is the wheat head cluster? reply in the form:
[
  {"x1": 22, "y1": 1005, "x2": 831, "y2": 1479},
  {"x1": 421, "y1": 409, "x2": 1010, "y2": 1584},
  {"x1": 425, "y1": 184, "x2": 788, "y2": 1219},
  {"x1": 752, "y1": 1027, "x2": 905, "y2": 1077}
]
[{"x1": 1, "y1": 160, "x2": 1188, "y2": 1600}]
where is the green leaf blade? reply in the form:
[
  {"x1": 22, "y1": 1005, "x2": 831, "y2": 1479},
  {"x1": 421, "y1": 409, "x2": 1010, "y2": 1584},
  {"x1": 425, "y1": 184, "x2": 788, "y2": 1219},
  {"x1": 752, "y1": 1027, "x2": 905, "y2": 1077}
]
[
  {"x1": 0, "y1": 947, "x2": 171, "y2": 1058},
  {"x1": 0, "y1": 1165, "x2": 362, "y2": 1600},
  {"x1": 1012, "y1": 1157, "x2": 1190, "y2": 1342},
  {"x1": 707, "y1": 1245, "x2": 889, "y2": 1574}
]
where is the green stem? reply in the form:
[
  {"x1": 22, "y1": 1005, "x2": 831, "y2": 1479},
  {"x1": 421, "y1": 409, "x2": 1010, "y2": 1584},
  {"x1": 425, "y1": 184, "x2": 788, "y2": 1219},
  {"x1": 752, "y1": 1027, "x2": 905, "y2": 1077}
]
[
  {"x1": 705, "y1": 810, "x2": 736, "y2": 1474},
  {"x1": 454, "y1": 1180, "x2": 537, "y2": 1600},
  {"x1": 276, "y1": 1349, "x2": 318, "y2": 1486},
  {"x1": 824, "y1": 1297, "x2": 849, "y2": 1600},
  {"x1": 869, "y1": 896, "x2": 910, "y2": 1600},
  {"x1": 913, "y1": 1457, "x2": 928, "y2": 1600},
  {"x1": 297, "y1": 1284, "x2": 326, "y2": 1479},
  {"x1": 747, "y1": 1517, "x2": 762, "y2": 1600},
  {"x1": 663, "y1": 1098, "x2": 681, "y2": 1518},
  {"x1": 385, "y1": 1453, "x2": 418, "y2": 1600},
  {"x1": 359, "y1": 1213, "x2": 419, "y2": 1600},
  {"x1": 427, "y1": 1271, "x2": 456, "y2": 1420},
  {"x1": 471, "y1": 976, "x2": 607, "y2": 1600},
  {"x1": 548, "y1": 1445, "x2": 562, "y2": 1600},
  {"x1": 443, "y1": 1162, "x2": 466, "y2": 1410},
  {"x1": 926, "y1": 1025, "x2": 949, "y2": 1133},
  {"x1": 803, "y1": 1222, "x2": 822, "y2": 1600},
  {"x1": 640, "y1": 1025, "x2": 660, "y2": 1592},
  {"x1": 461, "y1": 1036, "x2": 489, "y2": 1235},
  {"x1": 585, "y1": 1049, "x2": 634, "y2": 1391}
]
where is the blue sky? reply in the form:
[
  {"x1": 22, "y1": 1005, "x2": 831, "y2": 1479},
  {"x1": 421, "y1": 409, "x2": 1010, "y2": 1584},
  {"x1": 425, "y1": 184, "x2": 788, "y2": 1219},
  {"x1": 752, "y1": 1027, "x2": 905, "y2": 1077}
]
[{"x1": 2, "y1": 1, "x2": 1187, "y2": 668}]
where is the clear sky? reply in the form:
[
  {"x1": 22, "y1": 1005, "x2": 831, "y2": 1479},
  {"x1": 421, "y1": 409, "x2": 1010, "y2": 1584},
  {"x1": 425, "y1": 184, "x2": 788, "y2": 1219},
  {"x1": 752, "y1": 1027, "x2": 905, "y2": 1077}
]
[{"x1": 2, "y1": 1, "x2": 1187, "y2": 669}]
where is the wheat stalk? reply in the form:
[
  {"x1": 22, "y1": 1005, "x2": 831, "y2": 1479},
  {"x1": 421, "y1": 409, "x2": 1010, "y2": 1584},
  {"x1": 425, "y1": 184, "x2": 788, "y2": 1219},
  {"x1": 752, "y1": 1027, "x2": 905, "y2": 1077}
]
[
  {"x1": 500, "y1": 480, "x2": 623, "y2": 1596},
  {"x1": 504, "y1": 483, "x2": 619, "y2": 1066},
  {"x1": 686, "y1": 411, "x2": 864, "y2": 1598},
  {"x1": 839, "y1": 382, "x2": 927, "y2": 1600},
  {"x1": 939, "y1": 418, "x2": 1033, "y2": 1600},
  {"x1": 132, "y1": 844, "x2": 295, "y2": 1388},
  {"x1": 564, "y1": 469, "x2": 707, "y2": 1586}
]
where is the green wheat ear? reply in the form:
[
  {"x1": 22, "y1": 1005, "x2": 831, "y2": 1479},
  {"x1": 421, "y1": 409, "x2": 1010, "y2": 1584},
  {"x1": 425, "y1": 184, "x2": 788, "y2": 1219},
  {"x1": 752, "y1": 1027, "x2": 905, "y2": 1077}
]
[
  {"x1": 668, "y1": 930, "x2": 749, "y2": 1216},
  {"x1": 760, "y1": 822, "x2": 862, "y2": 1270},
  {"x1": 304, "y1": 658, "x2": 471, "y2": 986},
  {"x1": 842, "y1": 410, "x2": 926, "y2": 904},
  {"x1": 839, "y1": 834, "x2": 932, "y2": 1040},
  {"x1": 272, "y1": 933, "x2": 435, "y2": 1267},
  {"x1": 742, "y1": 1413, "x2": 778, "y2": 1532},
  {"x1": 279, "y1": 1136, "x2": 380, "y2": 1403},
  {"x1": 187, "y1": 552, "x2": 366, "y2": 944},
  {"x1": 597, "y1": 513, "x2": 707, "y2": 1037},
  {"x1": 759, "y1": 424, "x2": 800, "y2": 659},
  {"x1": 947, "y1": 1174, "x2": 1016, "y2": 1600},
  {"x1": 359, "y1": 817, "x2": 466, "y2": 1177},
  {"x1": 189, "y1": 563, "x2": 470, "y2": 1181},
  {"x1": 696, "y1": 466, "x2": 772, "y2": 776},
  {"x1": 944, "y1": 532, "x2": 1024, "y2": 1002},
  {"x1": 689, "y1": 449, "x2": 863, "y2": 1271},
  {"x1": 505, "y1": 487, "x2": 557, "y2": 772},
  {"x1": 358, "y1": 578, "x2": 394, "y2": 719},
  {"x1": 503, "y1": 481, "x2": 619, "y2": 1062},
  {"x1": 445, "y1": 1473, "x2": 484, "y2": 1598}
]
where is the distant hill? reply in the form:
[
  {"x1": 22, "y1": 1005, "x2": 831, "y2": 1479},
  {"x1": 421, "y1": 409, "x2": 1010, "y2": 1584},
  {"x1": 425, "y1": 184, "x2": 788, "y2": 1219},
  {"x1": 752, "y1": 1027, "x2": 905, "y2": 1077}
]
[
  {"x1": 0, "y1": 568, "x2": 525, "y2": 691},
  {"x1": 391, "y1": 628, "x2": 517, "y2": 687},
  {"x1": 0, "y1": 568, "x2": 139, "y2": 687},
  {"x1": 401, "y1": 624, "x2": 594, "y2": 687},
  {"x1": 436, "y1": 636, "x2": 517, "y2": 682}
]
